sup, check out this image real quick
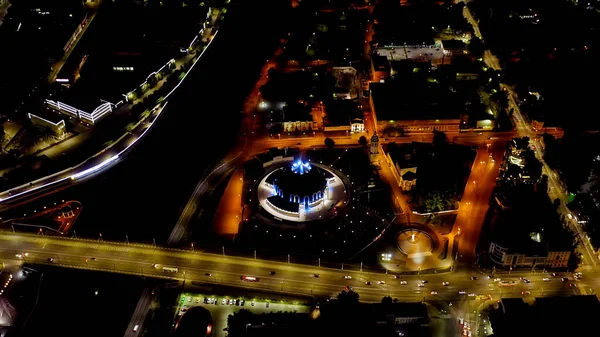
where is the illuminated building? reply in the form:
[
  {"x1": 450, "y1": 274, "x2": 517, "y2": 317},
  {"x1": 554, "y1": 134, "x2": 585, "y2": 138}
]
[{"x1": 268, "y1": 160, "x2": 330, "y2": 210}]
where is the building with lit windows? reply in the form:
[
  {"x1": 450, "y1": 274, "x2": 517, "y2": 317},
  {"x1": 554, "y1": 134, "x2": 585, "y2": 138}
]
[{"x1": 44, "y1": 99, "x2": 114, "y2": 125}]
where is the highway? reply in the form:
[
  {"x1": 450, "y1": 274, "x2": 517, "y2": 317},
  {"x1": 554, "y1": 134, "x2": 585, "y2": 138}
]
[{"x1": 0, "y1": 233, "x2": 591, "y2": 304}]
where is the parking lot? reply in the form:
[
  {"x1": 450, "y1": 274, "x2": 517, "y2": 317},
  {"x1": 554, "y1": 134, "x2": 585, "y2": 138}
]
[{"x1": 177, "y1": 293, "x2": 311, "y2": 337}]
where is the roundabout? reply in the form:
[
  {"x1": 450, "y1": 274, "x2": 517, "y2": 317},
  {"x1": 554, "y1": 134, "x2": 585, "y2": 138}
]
[
  {"x1": 396, "y1": 228, "x2": 435, "y2": 258},
  {"x1": 257, "y1": 159, "x2": 349, "y2": 222}
]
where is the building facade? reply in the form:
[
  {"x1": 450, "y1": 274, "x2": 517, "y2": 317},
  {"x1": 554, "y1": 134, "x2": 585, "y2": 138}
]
[
  {"x1": 488, "y1": 241, "x2": 571, "y2": 268},
  {"x1": 28, "y1": 113, "x2": 66, "y2": 137}
]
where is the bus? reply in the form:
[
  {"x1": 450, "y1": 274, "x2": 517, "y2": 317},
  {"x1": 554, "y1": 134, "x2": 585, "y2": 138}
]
[{"x1": 163, "y1": 266, "x2": 178, "y2": 273}]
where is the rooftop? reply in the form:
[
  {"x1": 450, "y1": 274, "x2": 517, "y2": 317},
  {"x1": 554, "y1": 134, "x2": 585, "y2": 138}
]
[
  {"x1": 370, "y1": 82, "x2": 462, "y2": 121},
  {"x1": 283, "y1": 103, "x2": 312, "y2": 122},
  {"x1": 490, "y1": 184, "x2": 572, "y2": 253},
  {"x1": 324, "y1": 100, "x2": 359, "y2": 127},
  {"x1": 441, "y1": 39, "x2": 467, "y2": 50},
  {"x1": 385, "y1": 142, "x2": 425, "y2": 169}
]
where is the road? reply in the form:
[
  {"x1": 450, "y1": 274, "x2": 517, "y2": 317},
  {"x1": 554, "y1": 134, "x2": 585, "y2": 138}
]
[
  {"x1": 462, "y1": 3, "x2": 600, "y2": 270},
  {"x1": 47, "y1": 1, "x2": 101, "y2": 83},
  {"x1": 455, "y1": 144, "x2": 503, "y2": 263},
  {"x1": 0, "y1": 12, "x2": 222, "y2": 212},
  {"x1": 123, "y1": 288, "x2": 153, "y2": 337},
  {"x1": 0, "y1": 233, "x2": 591, "y2": 304}
]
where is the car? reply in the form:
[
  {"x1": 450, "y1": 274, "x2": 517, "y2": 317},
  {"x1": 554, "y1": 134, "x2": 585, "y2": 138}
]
[
  {"x1": 552, "y1": 272, "x2": 559, "y2": 277},
  {"x1": 205, "y1": 273, "x2": 212, "y2": 276},
  {"x1": 459, "y1": 291, "x2": 466, "y2": 295},
  {"x1": 394, "y1": 275, "x2": 401, "y2": 279},
  {"x1": 91, "y1": 257, "x2": 97, "y2": 261},
  {"x1": 468, "y1": 293, "x2": 476, "y2": 297},
  {"x1": 196, "y1": 298, "x2": 200, "y2": 303},
  {"x1": 442, "y1": 281, "x2": 449, "y2": 286},
  {"x1": 187, "y1": 297, "x2": 192, "y2": 302},
  {"x1": 313, "y1": 274, "x2": 320, "y2": 278},
  {"x1": 561, "y1": 277, "x2": 569, "y2": 282},
  {"x1": 417, "y1": 283, "x2": 425, "y2": 287},
  {"x1": 542, "y1": 277, "x2": 550, "y2": 282},
  {"x1": 430, "y1": 291, "x2": 438, "y2": 295},
  {"x1": 421, "y1": 280, "x2": 428, "y2": 284},
  {"x1": 344, "y1": 276, "x2": 352, "y2": 279},
  {"x1": 494, "y1": 278, "x2": 501, "y2": 282},
  {"x1": 487, "y1": 275, "x2": 493, "y2": 279},
  {"x1": 470, "y1": 276, "x2": 478, "y2": 280},
  {"x1": 241, "y1": 300, "x2": 245, "y2": 306},
  {"x1": 221, "y1": 299, "x2": 227, "y2": 305},
  {"x1": 365, "y1": 281, "x2": 372, "y2": 285},
  {"x1": 251, "y1": 301, "x2": 255, "y2": 306},
  {"x1": 133, "y1": 325, "x2": 140, "y2": 332},
  {"x1": 522, "y1": 291, "x2": 531, "y2": 295},
  {"x1": 47, "y1": 258, "x2": 54, "y2": 262},
  {"x1": 266, "y1": 303, "x2": 270, "y2": 308},
  {"x1": 152, "y1": 263, "x2": 158, "y2": 268},
  {"x1": 236, "y1": 299, "x2": 240, "y2": 306},
  {"x1": 522, "y1": 278, "x2": 531, "y2": 283},
  {"x1": 229, "y1": 299, "x2": 234, "y2": 305},
  {"x1": 378, "y1": 281, "x2": 385, "y2": 285},
  {"x1": 203, "y1": 297, "x2": 208, "y2": 304},
  {"x1": 269, "y1": 271, "x2": 276, "y2": 275},
  {"x1": 400, "y1": 281, "x2": 407, "y2": 285}
]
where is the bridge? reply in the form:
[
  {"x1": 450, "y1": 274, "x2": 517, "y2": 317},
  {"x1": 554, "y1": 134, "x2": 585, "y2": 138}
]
[{"x1": 0, "y1": 232, "x2": 591, "y2": 303}]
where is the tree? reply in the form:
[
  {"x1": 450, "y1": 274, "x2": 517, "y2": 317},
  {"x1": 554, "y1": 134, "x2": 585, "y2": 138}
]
[
  {"x1": 227, "y1": 309, "x2": 252, "y2": 337},
  {"x1": 338, "y1": 288, "x2": 359, "y2": 304},
  {"x1": 324, "y1": 137, "x2": 335, "y2": 149},
  {"x1": 468, "y1": 36, "x2": 485, "y2": 58},
  {"x1": 424, "y1": 191, "x2": 447, "y2": 213},
  {"x1": 358, "y1": 135, "x2": 368, "y2": 147},
  {"x1": 381, "y1": 296, "x2": 393, "y2": 304},
  {"x1": 553, "y1": 198, "x2": 561, "y2": 209},
  {"x1": 432, "y1": 130, "x2": 448, "y2": 147}
]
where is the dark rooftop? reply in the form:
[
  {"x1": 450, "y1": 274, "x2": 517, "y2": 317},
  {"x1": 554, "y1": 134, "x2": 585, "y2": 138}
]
[
  {"x1": 490, "y1": 184, "x2": 572, "y2": 253},
  {"x1": 324, "y1": 100, "x2": 358, "y2": 127},
  {"x1": 385, "y1": 142, "x2": 425, "y2": 169},
  {"x1": 372, "y1": 55, "x2": 390, "y2": 71},
  {"x1": 283, "y1": 103, "x2": 312, "y2": 122},
  {"x1": 370, "y1": 82, "x2": 462, "y2": 121},
  {"x1": 441, "y1": 39, "x2": 467, "y2": 50},
  {"x1": 402, "y1": 171, "x2": 417, "y2": 180}
]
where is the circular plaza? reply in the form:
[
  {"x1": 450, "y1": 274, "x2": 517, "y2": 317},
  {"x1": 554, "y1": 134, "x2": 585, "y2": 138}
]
[
  {"x1": 257, "y1": 159, "x2": 349, "y2": 222},
  {"x1": 396, "y1": 228, "x2": 435, "y2": 258}
]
